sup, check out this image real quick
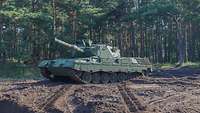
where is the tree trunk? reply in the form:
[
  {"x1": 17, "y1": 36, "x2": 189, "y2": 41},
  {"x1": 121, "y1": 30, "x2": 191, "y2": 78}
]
[
  {"x1": 52, "y1": 0, "x2": 56, "y2": 37},
  {"x1": 176, "y1": 19, "x2": 185, "y2": 66},
  {"x1": 140, "y1": 24, "x2": 144, "y2": 57}
]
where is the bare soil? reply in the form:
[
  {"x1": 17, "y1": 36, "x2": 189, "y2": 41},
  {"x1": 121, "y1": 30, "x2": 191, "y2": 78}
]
[{"x1": 0, "y1": 68, "x2": 200, "y2": 113}]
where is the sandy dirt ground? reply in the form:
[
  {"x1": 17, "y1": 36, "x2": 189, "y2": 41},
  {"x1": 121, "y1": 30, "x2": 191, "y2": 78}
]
[{"x1": 0, "y1": 68, "x2": 200, "y2": 113}]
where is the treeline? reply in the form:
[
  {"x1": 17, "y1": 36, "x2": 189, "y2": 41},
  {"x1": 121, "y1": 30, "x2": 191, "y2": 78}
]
[{"x1": 0, "y1": 0, "x2": 200, "y2": 64}]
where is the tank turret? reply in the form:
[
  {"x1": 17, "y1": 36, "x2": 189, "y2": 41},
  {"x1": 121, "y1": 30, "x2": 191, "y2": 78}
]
[{"x1": 55, "y1": 38, "x2": 121, "y2": 58}]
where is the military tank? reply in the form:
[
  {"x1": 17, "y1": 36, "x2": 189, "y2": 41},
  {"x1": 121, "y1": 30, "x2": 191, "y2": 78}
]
[{"x1": 38, "y1": 38, "x2": 152, "y2": 84}]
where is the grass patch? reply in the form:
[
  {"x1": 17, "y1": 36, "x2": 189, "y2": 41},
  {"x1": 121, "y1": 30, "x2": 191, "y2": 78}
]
[
  {"x1": 181, "y1": 62, "x2": 200, "y2": 69},
  {"x1": 0, "y1": 62, "x2": 42, "y2": 80},
  {"x1": 154, "y1": 63, "x2": 176, "y2": 69},
  {"x1": 154, "y1": 62, "x2": 200, "y2": 69}
]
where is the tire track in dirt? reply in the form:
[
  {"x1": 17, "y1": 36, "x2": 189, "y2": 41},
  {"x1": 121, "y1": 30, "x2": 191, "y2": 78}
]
[
  {"x1": 36, "y1": 85, "x2": 72, "y2": 113},
  {"x1": 118, "y1": 83, "x2": 147, "y2": 113}
]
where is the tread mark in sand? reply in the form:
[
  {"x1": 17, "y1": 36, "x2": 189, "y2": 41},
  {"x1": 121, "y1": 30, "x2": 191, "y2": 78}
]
[
  {"x1": 37, "y1": 85, "x2": 72, "y2": 113},
  {"x1": 118, "y1": 84, "x2": 146, "y2": 113}
]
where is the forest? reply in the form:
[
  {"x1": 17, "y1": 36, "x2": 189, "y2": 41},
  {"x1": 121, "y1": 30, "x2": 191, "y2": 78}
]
[{"x1": 1, "y1": 0, "x2": 200, "y2": 65}]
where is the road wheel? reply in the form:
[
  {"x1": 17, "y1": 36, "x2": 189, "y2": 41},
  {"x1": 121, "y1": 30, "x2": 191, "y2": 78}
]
[
  {"x1": 100, "y1": 72, "x2": 110, "y2": 84},
  {"x1": 136, "y1": 72, "x2": 144, "y2": 78},
  {"x1": 91, "y1": 72, "x2": 101, "y2": 84},
  {"x1": 145, "y1": 69, "x2": 151, "y2": 76},
  {"x1": 41, "y1": 68, "x2": 51, "y2": 78},
  {"x1": 110, "y1": 73, "x2": 118, "y2": 83},
  {"x1": 117, "y1": 72, "x2": 127, "y2": 82},
  {"x1": 80, "y1": 72, "x2": 92, "y2": 83},
  {"x1": 128, "y1": 72, "x2": 138, "y2": 80}
]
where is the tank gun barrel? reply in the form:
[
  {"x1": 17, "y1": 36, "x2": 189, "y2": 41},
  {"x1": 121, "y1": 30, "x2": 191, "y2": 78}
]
[{"x1": 55, "y1": 38, "x2": 84, "y2": 52}]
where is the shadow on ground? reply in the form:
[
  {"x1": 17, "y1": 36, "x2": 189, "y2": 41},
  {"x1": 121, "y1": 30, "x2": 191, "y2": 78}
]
[
  {"x1": 0, "y1": 100, "x2": 34, "y2": 113},
  {"x1": 152, "y1": 67, "x2": 200, "y2": 78}
]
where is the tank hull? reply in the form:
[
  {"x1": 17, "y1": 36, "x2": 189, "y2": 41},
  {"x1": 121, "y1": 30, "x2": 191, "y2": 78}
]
[
  {"x1": 38, "y1": 58, "x2": 152, "y2": 84},
  {"x1": 40, "y1": 67, "x2": 84, "y2": 83},
  {"x1": 39, "y1": 67, "x2": 147, "y2": 84}
]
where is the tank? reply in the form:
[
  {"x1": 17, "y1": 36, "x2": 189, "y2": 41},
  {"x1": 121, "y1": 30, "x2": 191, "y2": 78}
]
[{"x1": 38, "y1": 38, "x2": 152, "y2": 83}]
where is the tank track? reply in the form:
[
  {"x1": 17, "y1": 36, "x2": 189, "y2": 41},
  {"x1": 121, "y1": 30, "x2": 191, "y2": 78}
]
[
  {"x1": 40, "y1": 68, "x2": 144, "y2": 84},
  {"x1": 78, "y1": 71, "x2": 143, "y2": 84}
]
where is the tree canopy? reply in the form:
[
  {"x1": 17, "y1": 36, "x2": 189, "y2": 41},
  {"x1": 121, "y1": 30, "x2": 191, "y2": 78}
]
[{"x1": 1, "y1": 0, "x2": 200, "y2": 64}]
